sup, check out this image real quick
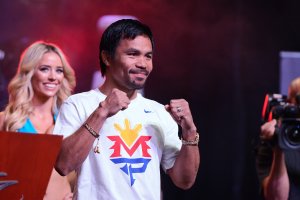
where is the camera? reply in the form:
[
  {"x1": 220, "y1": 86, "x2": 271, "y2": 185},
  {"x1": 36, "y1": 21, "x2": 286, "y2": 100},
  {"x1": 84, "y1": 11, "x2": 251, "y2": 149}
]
[{"x1": 262, "y1": 93, "x2": 300, "y2": 150}]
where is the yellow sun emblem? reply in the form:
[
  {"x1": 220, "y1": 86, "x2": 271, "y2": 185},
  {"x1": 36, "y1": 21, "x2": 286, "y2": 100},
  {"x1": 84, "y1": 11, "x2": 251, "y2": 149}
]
[{"x1": 114, "y1": 119, "x2": 142, "y2": 147}]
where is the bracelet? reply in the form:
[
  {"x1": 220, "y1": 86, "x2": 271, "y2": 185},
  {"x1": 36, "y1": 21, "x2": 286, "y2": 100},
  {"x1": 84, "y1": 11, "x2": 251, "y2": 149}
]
[
  {"x1": 84, "y1": 123, "x2": 99, "y2": 138},
  {"x1": 181, "y1": 132, "x2": 199, "y2": 146}
]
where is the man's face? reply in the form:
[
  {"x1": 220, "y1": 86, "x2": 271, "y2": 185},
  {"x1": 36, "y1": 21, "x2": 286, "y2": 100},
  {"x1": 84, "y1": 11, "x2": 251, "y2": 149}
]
[{"x1": 107, "y1": 35, "x2": 153, "y2": 91}]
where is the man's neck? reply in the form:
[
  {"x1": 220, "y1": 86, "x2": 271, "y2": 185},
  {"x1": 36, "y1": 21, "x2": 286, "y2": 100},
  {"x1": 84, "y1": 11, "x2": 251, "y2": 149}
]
[{"x1": 99, "y1": 83, "x2": 138, "y2": 100}]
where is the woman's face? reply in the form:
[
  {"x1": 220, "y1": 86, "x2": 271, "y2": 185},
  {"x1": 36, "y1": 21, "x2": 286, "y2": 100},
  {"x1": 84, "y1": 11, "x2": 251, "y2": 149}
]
[{"x1": 31, "y1": 52, "x2": 64, "y2": 100}]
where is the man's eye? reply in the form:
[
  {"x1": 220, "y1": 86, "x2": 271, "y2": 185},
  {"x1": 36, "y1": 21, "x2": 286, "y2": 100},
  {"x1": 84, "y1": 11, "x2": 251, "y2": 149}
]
[{"x1": 127, "y1": 52, "x2": 138, "y2": 56}]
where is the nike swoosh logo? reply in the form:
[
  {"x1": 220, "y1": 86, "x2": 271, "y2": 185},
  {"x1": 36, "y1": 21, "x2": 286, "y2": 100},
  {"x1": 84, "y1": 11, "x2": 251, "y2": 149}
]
[{"x1": 144, "y1": 109, "x2": 152, "y2": 113}]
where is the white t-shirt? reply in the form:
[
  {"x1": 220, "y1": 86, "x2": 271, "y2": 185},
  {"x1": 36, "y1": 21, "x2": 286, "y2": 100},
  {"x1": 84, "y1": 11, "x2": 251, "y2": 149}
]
[{"x1": 53, "y1": 89, "x2": 181, "y2": 200}]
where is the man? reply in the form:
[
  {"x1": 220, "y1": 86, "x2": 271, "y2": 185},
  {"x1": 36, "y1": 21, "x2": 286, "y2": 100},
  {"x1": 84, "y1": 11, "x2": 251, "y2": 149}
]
[
  {"x1": 54, "y1": 19, "x2": 200, "y2": 200},
  {"x1": 256, "y1": 77, "x2": 300, "y2": 200}
]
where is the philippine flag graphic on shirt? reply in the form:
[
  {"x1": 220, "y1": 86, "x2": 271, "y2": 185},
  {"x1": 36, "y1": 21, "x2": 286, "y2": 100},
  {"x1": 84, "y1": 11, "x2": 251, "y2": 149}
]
[{"x1": 107, "y1": 118, "x2": 152, "y2": 186}]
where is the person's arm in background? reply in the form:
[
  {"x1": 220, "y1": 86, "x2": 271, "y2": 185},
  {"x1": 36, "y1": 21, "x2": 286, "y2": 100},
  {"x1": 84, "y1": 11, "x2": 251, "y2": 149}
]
[
  {"x1": 0, "y1": 112, "x2": 4, "y2": 130},
  {"x1": 260, "y1": 119, "x2": 289, "y2": 200},
  {"x1": 165, "y1": 99, "x2": 200, "y2": 190},
  {"x1": 55, "y1": 89, "x2": 130, "y2": 176}
]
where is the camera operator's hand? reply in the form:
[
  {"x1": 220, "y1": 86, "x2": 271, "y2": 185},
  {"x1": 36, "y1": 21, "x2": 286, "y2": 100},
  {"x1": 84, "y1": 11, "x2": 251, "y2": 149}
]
[{"x1": 260, "y1": 119, "x2": 277, "y2": 140}]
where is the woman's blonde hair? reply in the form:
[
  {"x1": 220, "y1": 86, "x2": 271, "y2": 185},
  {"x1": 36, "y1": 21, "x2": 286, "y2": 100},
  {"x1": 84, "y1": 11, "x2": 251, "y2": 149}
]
[{"x1": 3, "y1": 41, "x2": 76, "y2": 131}]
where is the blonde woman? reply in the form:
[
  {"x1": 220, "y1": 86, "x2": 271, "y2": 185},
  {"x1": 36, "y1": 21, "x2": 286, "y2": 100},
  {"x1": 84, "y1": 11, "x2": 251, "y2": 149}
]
[{"x1": 0, "y1": 41, "x2": 76, "y2": 200}]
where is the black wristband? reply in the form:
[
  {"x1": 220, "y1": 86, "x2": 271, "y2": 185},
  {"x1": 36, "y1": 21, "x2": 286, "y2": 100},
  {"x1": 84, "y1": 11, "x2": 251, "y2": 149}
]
[{"x1": 84, "y1": 123, "x2": 100, "y2": 138}]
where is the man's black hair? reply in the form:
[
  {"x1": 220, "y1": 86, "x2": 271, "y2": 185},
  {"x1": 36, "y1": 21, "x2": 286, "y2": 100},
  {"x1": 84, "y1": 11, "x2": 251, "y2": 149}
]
[{"x1": 99, "y1": 19, "x2": 154, "y2": 76}]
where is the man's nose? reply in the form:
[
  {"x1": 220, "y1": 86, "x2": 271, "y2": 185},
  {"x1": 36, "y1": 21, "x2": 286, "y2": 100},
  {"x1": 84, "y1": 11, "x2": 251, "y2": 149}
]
[{"x1": 136, "y1": 57, "x2": 147, "y2": 68}]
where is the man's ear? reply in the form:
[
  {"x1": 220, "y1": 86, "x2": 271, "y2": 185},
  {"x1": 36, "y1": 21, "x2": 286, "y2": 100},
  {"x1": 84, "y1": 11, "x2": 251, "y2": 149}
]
[{"x1": 101, "y1": 51, "x2": 110, "y2": 66}]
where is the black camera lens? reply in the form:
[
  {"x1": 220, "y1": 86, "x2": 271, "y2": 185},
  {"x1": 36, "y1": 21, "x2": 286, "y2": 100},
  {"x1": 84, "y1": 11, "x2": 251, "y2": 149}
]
[{"x1": 283, "y1": 124, "x2": 300, "y2": 145}]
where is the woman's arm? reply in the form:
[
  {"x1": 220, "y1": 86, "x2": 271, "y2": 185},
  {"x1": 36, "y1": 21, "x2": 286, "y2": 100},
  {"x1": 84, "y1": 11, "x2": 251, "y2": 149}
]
[{"x1": 0, "y1": 112, "x2": 5, "y2": 131}]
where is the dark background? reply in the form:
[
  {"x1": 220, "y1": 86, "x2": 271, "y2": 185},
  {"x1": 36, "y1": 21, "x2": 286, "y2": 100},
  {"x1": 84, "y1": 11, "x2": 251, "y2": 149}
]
[{"x1": 1, "y1": 0, "x2": 300, "y2": 199}]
